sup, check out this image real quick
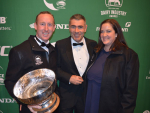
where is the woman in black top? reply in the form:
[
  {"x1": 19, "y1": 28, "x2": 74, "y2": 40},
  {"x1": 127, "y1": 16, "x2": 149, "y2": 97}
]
[{"x1": 84, "y1": 19, "x2": 139, "y2": 113}]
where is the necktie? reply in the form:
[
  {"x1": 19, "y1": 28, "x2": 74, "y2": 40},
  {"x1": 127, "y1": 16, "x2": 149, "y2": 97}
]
[
  {"x1": 36, "y1": 37, "x2": 50, "y2": 48},
  {"x1": 73, "y1": 42, "x2": 83, "y2": 46}
]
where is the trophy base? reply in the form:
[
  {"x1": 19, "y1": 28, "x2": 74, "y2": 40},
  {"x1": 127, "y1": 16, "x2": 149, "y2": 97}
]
[{"x1": 33, "y1": 92, "x2": 60, "y2": 113}]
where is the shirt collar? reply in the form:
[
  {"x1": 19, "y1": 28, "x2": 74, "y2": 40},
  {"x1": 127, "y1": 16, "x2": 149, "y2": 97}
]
[
  {"x1": 35, "y1": 36, "x2": 50, "y2": 45},
  {"x1": 71, "y1": 37, "x2": 85, "y2": 46}
]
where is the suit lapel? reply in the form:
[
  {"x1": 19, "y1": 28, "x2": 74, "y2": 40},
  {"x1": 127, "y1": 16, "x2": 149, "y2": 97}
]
[
  {"x1": 85, "y1": 37, "x2": 94, "y2": 60},
  {"x1": 65, "y1": 37, "x2": 79, "y2": 74}
]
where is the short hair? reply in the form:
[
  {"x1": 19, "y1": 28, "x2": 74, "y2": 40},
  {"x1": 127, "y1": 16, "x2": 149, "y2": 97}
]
[
  {"x1": 35, "y1": 11, "x2": 55, "y2": 24},
  {"x1": 69, "y1": 14, "x2": 86, "y2": 25},
  {"x1": 95, "y1": 19, "x2": 128, "y2": 52}
]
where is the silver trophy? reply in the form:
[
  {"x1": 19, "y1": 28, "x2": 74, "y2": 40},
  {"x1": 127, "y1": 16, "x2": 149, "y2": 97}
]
[{"x1": 13, "y1": 68, "x2": 60, "y2": 113}]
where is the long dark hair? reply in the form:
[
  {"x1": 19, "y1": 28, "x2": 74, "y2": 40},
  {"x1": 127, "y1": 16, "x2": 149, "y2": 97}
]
[{"x1": 95, "y1": 19, "x2": 128, "y2": 53}]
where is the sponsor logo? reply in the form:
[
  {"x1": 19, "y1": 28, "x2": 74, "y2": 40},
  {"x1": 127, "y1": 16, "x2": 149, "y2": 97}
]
[
  {"x1": 105, "y1": 0, "x2": 123, "y2": 7},
  {"x1": 0, "y1": 110, "x2": 3, "y2": 113},
  {"x1": 29, "y1": 23, "x2": 69, "y2": 29},
  {"x1": 143, "y1": 110, "x2": 150, "y2": 113},
  {"x1": 35, "y1": 55, "x2": 43, "y2": 65},
  {"x1": 0, "y1": 17, "x2": 12, "y2": 30},
  {"x1": 101, "y1": 0, "x2": 127, "y2": 18},
  {"x1": 121, "y1": 22, "x2": 131, "y2": 32},
  {"x1": 0, "y1": 46, "x2": 13, "y2": 56},
  {"x1": 125, "y1": 22, "x2": 131, "y2": 27},
  {"x1": 0, "y1": 66, "x2": 4, "y2": 85},
  {"x1": 146, "y1": 70, "x2": 150, "y2": 79},
  {"x1": 0, "y1": 27, "x2": 11, "y2": 30},
  {"x1": 55, "y1": 24, "x2": 69, "y2": 29},
  {"x1": 96, "y1": 22, "x2": 131, "y2": 32},
  {"x1": 0, "y1": 17, "x2": 6, "y2": 24},
  {"x1": 29, "y1": 23, "x2": 34, "y2": 28},
  {"x1": 44, "y1": 0, "x2": 66, "y2": 11},
  {"x1": 0, "y1": 98, "x2": 16, "y2": 103}
]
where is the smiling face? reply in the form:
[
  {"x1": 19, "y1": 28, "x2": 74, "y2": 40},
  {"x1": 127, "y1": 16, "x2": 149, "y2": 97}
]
[
  {"x1": 34, "y1": 14, "x2": 55, "y2": 43},
  {"x1": 100, "y1": 23, "x2": 117, "y2": 51},
  {"x1": 69, "y1": 19, "x2": 87, "y2": 42}
]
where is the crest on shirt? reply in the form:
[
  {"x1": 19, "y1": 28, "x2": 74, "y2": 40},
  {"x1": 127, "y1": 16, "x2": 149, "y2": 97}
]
[{"x1": 35, "y1": 55, "x2": 43, "y2": 65}]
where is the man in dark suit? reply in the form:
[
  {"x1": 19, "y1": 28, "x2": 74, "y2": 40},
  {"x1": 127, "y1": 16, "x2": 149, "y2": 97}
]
[
  {"x1": 4, "y1": 11, "x2": 57, "y2": 113},
  {"x1": 55, "y1": 14, "x2": 97, "y2": 113}
]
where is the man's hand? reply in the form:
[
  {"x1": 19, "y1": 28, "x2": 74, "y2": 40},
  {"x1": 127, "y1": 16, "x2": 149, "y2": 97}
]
[
  {"x1": 69, "y1": 75, "x2": 84, "y2": 85},
  {"x1": 27, "y1": 105, "x2": 42, "y2": 113},
  {"x1": 20, "y1": 104, "x2": 22, "y2": 111}
]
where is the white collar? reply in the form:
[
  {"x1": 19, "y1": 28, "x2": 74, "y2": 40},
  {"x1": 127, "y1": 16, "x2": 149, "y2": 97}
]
[
  {"x1": 71, "y1": 37, "x2": 85, "y2": 46},
  {"x1": 35, "y1": 36, "x2": 50, "y2": 44}
]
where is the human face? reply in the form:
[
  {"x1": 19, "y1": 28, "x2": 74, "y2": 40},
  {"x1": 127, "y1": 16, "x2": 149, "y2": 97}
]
[
  {"x1": 34, "y1": 14, "x2": 55, "y2": 43},
  {"x1": 100, "y1": 23, "x2": 117, "y2": 51},
  {"x1": 69, "y1": 19, "x2": 87, "y2": 42}
]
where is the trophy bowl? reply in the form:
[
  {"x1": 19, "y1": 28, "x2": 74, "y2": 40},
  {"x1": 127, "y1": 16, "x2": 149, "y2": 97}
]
[{"x1": 13, "y1": 68, "x2": 60, "y2": 113}]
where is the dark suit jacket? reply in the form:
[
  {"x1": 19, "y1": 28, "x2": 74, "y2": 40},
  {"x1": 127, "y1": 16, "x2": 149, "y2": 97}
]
[
  {"x1": 84, "y1": 46, "x2": 139, "y2": 113},
  {"x1": 4, "y1": 35, "x2": 57, "y2": 113},
  {"x1": 55, "y1": 36, "x2": 97, "y2": 109}
]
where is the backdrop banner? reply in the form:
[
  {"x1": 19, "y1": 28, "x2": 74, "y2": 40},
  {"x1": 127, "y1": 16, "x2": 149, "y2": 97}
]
[{"x1": 0, "y1": 0, "x2": 150, "y2": 113}]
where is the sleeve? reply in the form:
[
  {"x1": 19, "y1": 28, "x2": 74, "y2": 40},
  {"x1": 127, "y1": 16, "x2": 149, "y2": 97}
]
[
  {"x1": 4, "y1": 48, "x2": 23, "y2": 104},
  {"x1": 55, "y1": 42, "x2": 72, "y2": 84},
  {"x1": 121, "y1": 50, "x2": 139, "y2": 113}
]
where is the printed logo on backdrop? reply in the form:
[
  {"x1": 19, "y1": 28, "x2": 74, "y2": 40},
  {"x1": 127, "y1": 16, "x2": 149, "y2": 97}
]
[
  {"x1": 44, "y1": 0, "x2": 66, "y2": 11},
  {"x1": 105, "y1": 0, "x2": 123, "y2": 7},
  {"x1": 0, "y1": 66, "x2": 4, "y2": 85},
  {"x1": 96, "y1": 22, "x2": 131, "y2": 32},
  {"x1": 122, "y1": 22, "x2": 131, "y2": 32},
  {"x1": 0, "y1": 110, "x2": 3, "y2": 113},
  {"x1": 143, "y1": 110, "x2": 150, "y2": 113},
  {"x1": 0, "y1": 17, "x2": 12, "y2": 30},
  {"x1": 0, "y1": 46, "x2": 13, "y2": 56},
  {"x1": 0, "y1": 17, "x2": 6, "y2": 24},
  {"x1": 0, "y1": 98, "x2": 16, "y2": 103},
  {"x1": 29, "y1": 23, "x2": 69, "y2": 29},
  {"x1": 101, "y1": 0, "x2": 127, "y2": 18}
]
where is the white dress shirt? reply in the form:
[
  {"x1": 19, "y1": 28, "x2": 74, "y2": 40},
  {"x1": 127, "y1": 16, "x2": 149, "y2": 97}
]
[{"x1": 71, "y1": 37, "x2": 89, "y2": 77}]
